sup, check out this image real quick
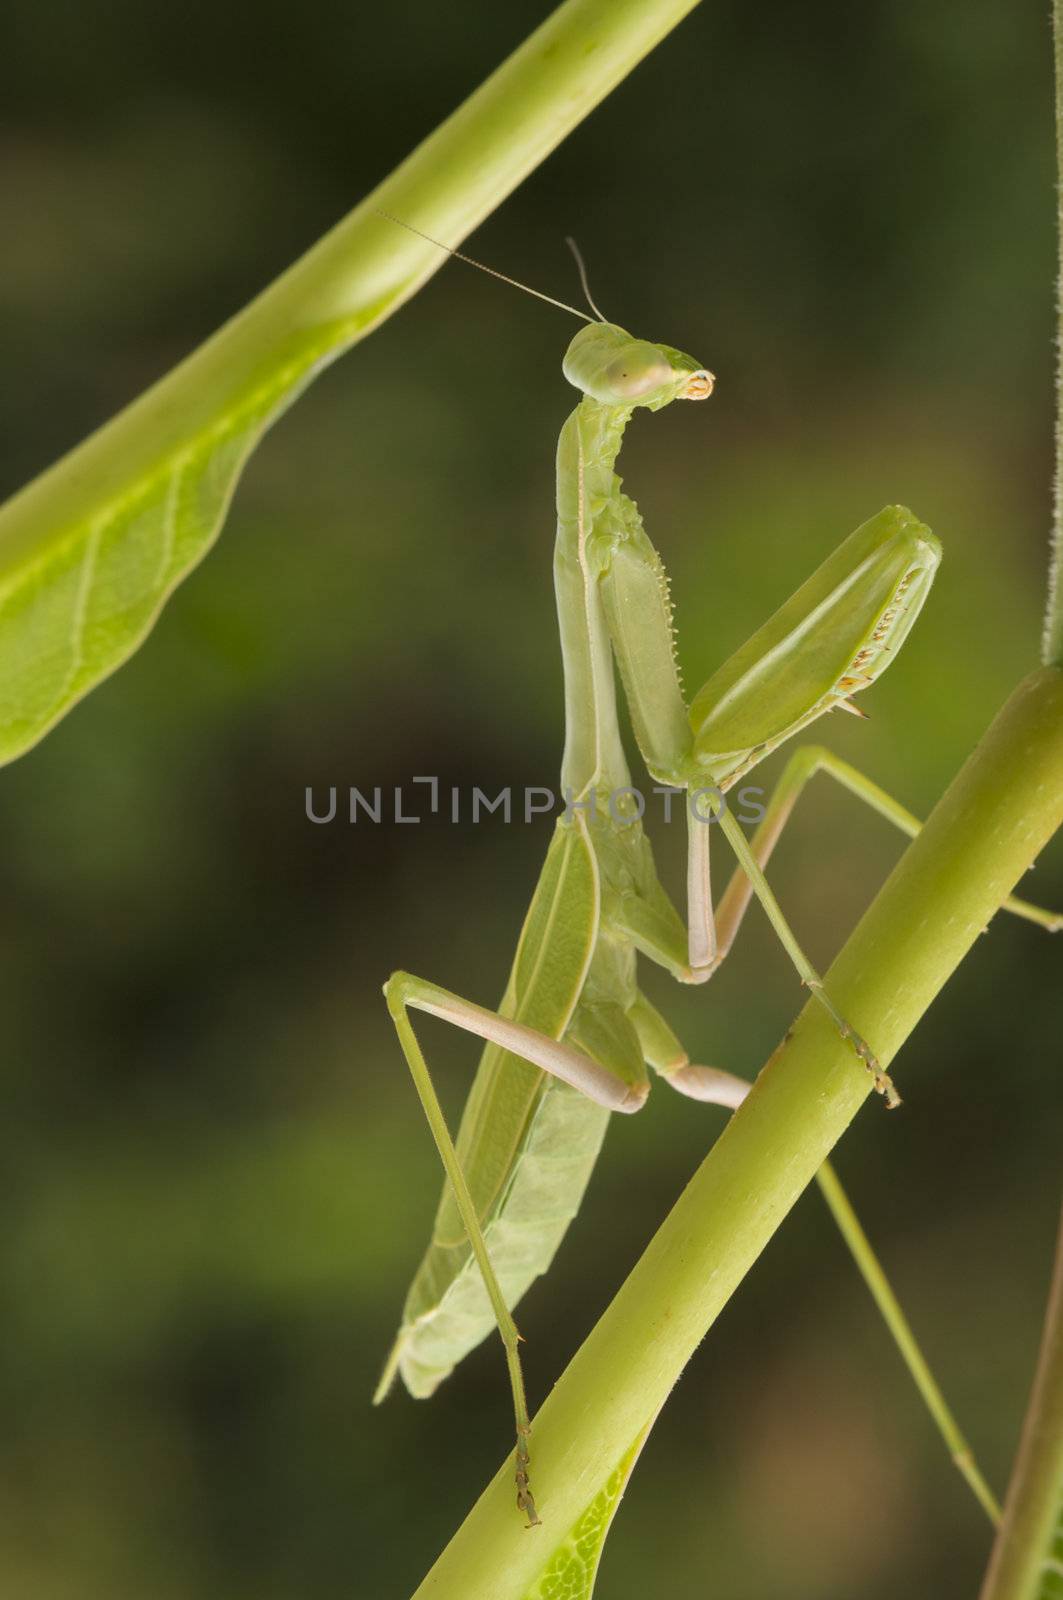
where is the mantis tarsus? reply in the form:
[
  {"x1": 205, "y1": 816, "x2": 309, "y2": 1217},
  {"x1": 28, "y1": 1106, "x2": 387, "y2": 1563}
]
[{"x1": 372, "y1": 226, "x2": 1060, "y2": 1528}]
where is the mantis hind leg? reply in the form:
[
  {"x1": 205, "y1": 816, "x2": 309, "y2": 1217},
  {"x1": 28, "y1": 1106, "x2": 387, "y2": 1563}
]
[
  {"x1": 629, "y1": 989, "x2": 1002, "y2": 1525},
  {"x1": 382, "y1": 970, "x2": 648, "y2": 1527}
]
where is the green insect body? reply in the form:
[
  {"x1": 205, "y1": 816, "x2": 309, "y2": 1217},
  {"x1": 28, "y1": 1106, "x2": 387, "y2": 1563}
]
[
  {"x1": 368, "y1": 219, "x2": 1059, "y2": 1533},
  {"x1": 377, "y1": 342, "x2": 697, "y2": 1400},
  {"x1": 377, "y1": 321, "x2": 940, "y2": 1422}
]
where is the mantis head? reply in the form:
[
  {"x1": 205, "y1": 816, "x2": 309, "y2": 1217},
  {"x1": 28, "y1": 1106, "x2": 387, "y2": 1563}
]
[{"x1": 563, "y1": 322, "x2": 714, "y2": 410}]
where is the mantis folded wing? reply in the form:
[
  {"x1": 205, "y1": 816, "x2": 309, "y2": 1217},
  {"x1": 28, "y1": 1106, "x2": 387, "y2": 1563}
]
[{"x1": 374, "y1": 303, "x2": 1060, "y2": 1529}]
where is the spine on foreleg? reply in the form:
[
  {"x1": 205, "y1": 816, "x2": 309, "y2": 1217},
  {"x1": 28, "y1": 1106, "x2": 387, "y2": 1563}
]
[{"x1": 594, "y1": 492, "x2": 690, "y2": 783}]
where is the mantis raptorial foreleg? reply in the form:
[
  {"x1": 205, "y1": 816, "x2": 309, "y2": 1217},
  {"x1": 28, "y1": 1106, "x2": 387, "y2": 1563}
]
[{"x1": 595, "y1": 504, "x2": 945, "y2": 1103}]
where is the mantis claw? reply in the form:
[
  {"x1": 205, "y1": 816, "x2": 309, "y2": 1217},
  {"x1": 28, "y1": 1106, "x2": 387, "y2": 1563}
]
[
  {"x1": 848, "y1": 1029, "x2": 901, "y2": 1109},
  {"x1": 803, "y1": 976, "x2": 901, "y2": 1108},
  {"x1": 515, "y1": 1424, "x2": 541, "y2": 1528}
]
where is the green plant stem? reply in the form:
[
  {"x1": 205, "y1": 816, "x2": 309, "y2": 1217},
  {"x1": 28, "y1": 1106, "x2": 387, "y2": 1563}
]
[
  {"x1": 815, "y1": 1159, "x2": 1002, "y2": 1526},
  {"x1": 0, "y1": 0, "x2": 702, "y2": 583},
  {"x1": 1047, "y1": 0, "x2": 1063, "y2": 667},
  {"x1": 412, "y1": 666, "x2": 1063, "y2": 1600},
  {"x1": 978, "y1": 1206, "x2": 1063, "y2": 1600},
  {"x1": 979, "y1": 11, "x2": 1063, "y2": 1588}
]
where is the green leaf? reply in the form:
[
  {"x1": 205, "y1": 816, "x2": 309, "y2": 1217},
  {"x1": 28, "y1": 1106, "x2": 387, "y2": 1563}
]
[{"x1": 0, "y1": 336, "x2": 337, "y2": 764}]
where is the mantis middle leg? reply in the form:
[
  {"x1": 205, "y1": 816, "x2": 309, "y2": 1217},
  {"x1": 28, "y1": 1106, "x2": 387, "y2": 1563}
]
[
  {"x1": 615, "y1": 802, "x2": 898, "y2": 1101},
  {"x1": 711, "y1": 742, "x2": 1062, "y2": 962}
]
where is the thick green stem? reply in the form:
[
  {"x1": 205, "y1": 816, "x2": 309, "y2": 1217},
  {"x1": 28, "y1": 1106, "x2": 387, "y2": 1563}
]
[
  {"x1": 412, "y1": 667, "x2": 1063, "y2": 1600},
  {"x1": 0, "y1": 0, "x2": 702, "y2": 582},
  {"x1": 1046, "y1": 0, "x2": 1063, "y2": 666},
  {"x1": 979, "y1": 1206, "x2": 1063, "y2": 1600}
]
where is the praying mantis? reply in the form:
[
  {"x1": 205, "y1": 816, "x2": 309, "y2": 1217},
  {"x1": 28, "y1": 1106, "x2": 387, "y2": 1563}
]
[{"x1": 371, "y1": 224, "x2": 1059, "y2": 1528}]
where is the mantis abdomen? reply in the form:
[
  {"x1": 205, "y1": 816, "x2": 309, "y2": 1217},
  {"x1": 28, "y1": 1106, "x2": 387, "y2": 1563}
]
[{"x1": 379, "y1": 816, "x2": 627, "y2": 1398}]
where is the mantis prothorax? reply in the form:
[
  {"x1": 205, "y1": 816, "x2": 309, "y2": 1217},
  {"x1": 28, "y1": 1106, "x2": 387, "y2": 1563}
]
[{"x1": 372, "y1": 221, "x2": 1061, "y2": 1527}]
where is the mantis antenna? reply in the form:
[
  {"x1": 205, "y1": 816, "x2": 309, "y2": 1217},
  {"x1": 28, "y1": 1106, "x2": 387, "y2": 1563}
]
[
  {"x1": 375, "y1": 209, "x2": 592, "y2": 323},
  {"x1": 564, "y1": 235, "x2": 608, "y2": 322}
]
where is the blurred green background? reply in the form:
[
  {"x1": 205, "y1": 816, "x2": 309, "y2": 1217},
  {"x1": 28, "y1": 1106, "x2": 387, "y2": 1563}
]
[{"x1": 1, "y1": 2, "x2": 1061, "y2": 1595}]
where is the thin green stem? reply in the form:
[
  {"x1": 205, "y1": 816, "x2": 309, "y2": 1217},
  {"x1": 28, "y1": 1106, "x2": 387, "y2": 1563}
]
[
  {"x1": 979, "y1": 7, "x2": 1063, "y2": 1584},
  {"x1": 1046, "y1": 0, "x2": 1063, "y2": 666},
  {"x1": 815, "y1": 1159, "x2": 1002, "y2": 1526},
  {"x1": 978, "y1": 1205, "x2": 1063, "y2": 1600},
  {"x1": 976, "y1": 15, "x2": 1063, "y2": 1582},
  {"x1": 412, "y1": 667, "x2": 1063, "y2": 1600}
]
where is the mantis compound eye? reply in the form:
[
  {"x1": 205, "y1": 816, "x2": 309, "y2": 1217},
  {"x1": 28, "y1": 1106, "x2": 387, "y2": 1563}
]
[{"x1": 600, "y1": 349, "x2": 675, "y2": 400}]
